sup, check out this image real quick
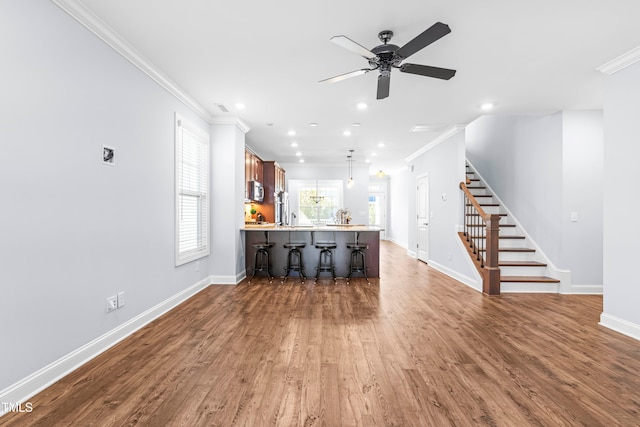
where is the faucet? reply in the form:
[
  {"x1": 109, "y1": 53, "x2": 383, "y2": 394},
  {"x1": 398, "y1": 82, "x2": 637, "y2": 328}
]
[{"x1": 290, "y1": 211, "x2": 296, "y2": 226}]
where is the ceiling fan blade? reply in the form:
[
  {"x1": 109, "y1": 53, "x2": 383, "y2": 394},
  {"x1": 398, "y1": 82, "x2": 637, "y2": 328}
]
[
  {"x1": 319, "y1": 69, "x2": 371, "y2": 84},
  {"x1": 400, "y1": 63, "x2": 456, "y2": 80},
  {"x1": 330, "y1": 35, "x2": 377, "y2": 59},
  {"x1": 377, "y1": 74, "x2": 390, "y2": 100},
  {"x1": 396, "y1": 22, "x2": 451, "y2": 59}
]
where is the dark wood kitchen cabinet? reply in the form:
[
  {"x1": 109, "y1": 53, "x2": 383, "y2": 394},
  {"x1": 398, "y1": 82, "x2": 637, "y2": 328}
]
[
  {"x1": 245, "y1": 149, "x2": 263, "y2": 184},
  {"x1": 261, "y1": 161, "x2": 286, "y2": 223}
]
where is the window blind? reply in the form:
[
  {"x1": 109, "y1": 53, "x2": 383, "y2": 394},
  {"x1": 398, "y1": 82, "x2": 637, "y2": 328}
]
[{"x1": 176, "y1": 115, "x2": 209, "y2": 265}]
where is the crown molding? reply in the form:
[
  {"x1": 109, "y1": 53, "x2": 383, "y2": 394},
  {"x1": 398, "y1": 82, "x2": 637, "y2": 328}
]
[
  {"x1": 597, "y1": 45, "x2": 640, "y2": 75},
  {"x1": 404, "y1": 124, "x2": 466, "y2": 163},
  {"x1": 210, "y1": 116, "x2": 251, "y2": 134},
  {"x1": 50, "y1": 0, "x2": 214, "y2": 122}
]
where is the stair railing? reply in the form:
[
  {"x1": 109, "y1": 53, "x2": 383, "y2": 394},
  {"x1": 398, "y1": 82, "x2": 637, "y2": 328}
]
[{"x1": 459, "y1": 182, "x2": 501, "y2": 295}]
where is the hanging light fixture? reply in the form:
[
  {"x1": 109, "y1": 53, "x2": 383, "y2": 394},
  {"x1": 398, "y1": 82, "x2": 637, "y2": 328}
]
[{"x1": 347, "y1": 149, "x2": 355, "y2": 188}]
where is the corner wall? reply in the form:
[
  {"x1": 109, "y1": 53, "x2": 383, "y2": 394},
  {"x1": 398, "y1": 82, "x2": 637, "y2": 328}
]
[
  {"x1": 0, "y1": 0, "x2": 214, "y2": 400},
  {"x1": 601, "y1": 60, "x2": 640, "y2": 339}
]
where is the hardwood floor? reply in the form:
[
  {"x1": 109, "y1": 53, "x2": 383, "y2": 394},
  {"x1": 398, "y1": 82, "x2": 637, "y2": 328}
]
[{"x1": 3, "y1": 241, "x2": 640, "y2": 426}]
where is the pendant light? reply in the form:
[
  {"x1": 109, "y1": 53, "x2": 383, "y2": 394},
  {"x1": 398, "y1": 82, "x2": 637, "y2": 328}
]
[{"x1": 347, "y1": 149, "x2": 354, "y2": 188}]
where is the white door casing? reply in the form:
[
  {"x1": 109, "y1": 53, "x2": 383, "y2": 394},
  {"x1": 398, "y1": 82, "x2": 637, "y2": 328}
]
[{"x1": 417, "y1": 174, "x2": 429, "y2": 263}]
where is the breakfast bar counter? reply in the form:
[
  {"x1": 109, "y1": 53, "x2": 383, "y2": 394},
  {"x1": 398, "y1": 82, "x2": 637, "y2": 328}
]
[{"x1": 241, "y1": 225, "x2": 383, "y2": 280}]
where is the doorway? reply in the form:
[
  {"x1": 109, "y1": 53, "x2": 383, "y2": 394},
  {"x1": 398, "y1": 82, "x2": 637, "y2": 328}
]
[
  {"x1": 416, "y1": 174, "x2": 429, "y2": 263},
  {"x1": 368, "y1": 181, "x2": 387, "y2": 239}
]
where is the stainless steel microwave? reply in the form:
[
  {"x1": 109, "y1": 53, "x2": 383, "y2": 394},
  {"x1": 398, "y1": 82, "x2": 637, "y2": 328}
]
[{"x1": 248, "y1": 180, "x2": 264, "y2": 202}]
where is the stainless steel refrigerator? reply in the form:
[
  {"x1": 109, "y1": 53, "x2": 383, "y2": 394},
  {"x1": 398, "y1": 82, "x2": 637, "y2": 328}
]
[{"x1": 275, "y1": 191, "x2": 289, "y2": 225}]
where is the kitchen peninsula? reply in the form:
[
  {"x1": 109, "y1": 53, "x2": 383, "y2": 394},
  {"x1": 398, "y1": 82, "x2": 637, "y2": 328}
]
[{"x1": 241, "y1": 225, "x2": 384, "y2": 279}]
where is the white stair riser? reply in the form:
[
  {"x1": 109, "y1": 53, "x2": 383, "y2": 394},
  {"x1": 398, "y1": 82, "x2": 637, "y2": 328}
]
[
  {"x1": 500, "y1": 266, "x2": 548, "y2": 276},
  {"x1": 501, "y1": 282, "x2": 560, "y2": 293},
  {"x1": 498, "y1": 252, "x2": 537, "y2": 262}
]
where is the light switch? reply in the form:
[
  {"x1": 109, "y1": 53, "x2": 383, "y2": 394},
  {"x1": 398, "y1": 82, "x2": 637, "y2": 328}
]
[{"x1": 570, "y1": 212, "x2": 578, "y2": 222}]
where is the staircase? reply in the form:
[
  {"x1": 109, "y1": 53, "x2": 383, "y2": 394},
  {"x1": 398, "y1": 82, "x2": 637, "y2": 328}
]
[{"x1": 464, "y1": 163, "x2": 560, "y2": 293}]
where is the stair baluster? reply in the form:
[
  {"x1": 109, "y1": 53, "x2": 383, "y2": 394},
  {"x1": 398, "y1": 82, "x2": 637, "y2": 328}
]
[{"x1": 460, "y1": 181, "x2": 501, "y2": 295}]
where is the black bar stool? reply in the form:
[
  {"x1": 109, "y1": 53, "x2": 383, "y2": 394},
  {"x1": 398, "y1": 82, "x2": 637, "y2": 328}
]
[
  {"x1": 315, "y1": 241, "x2": 337, "y2": 282},
  {"x1": 347, "y1": 232, "x2": 369, "y2": 283},
  {"x1": 249, "y1": 233, "x2": 274, "y2": 283},
  {"x1": 282, "y1": 242, "x2": 306, "y2": 283}
]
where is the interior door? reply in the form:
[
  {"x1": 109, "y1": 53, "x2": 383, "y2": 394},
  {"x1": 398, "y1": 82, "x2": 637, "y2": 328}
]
[{"x1": 417, "y1": 174, "x2": 429, "y2": 263}]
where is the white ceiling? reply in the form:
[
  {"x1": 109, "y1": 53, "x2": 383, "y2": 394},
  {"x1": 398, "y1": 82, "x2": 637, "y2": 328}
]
[{"x1": 74, "y1": 0, "x2": 640, "y2": 174}]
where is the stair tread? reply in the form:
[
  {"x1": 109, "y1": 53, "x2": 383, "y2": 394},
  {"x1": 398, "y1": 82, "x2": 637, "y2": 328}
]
[
  {"x1": 500, "y1": 276, "x2": 560, "y2": 283},
  {"x1": 474, "y1": 235, "x2": 525, "y2": 240},
  {"x1": 479, "y1": 247, "x2": 536, "y2": 252},
  {"x1": 499, "y1": 261, "x2": 547, "y2": 267},
  {"x1": 466, "y1": 223, "x2": 516, "y2": 227},
  {"x1": 467, "y1": 213, "x2": 508, "y2": 217}
]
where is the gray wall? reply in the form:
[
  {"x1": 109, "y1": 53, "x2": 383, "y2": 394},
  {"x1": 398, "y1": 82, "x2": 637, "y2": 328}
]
[
  {"x1": 387, "y1": 169, "x2": 411, "y2": 248},
  {"x1": 401, "y1": 131, "x2": 478, "y2": 287},
  {"x1": 0, "y1": 1, "x2": 214, "y2": 390},
  {"x1": 465, "y1": 112, "x2": 604, "y2": 288},
  {"x1": 602, "y1": 60, "x2": 640, "y2": 329},
  {"x1": 561, "y1": 111, "x2": 604, "y2": 287},
  {"x1": 466, "y1": 114, "x2": 564, "y2": 263}
]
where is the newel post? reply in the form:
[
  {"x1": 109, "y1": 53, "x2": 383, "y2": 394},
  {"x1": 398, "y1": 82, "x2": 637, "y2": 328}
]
[{"x1": 484, "y1": 213, "x2": 501, "y2": 295}]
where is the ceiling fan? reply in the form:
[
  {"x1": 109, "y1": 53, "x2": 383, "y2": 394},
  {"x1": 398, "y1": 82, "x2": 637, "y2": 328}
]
[{"x1": 319, "y1": 22, "x2": 456, "y2": 100}]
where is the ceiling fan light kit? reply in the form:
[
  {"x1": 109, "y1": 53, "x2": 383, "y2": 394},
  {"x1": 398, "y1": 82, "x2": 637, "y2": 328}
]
[{"x1": 320, "y1": 22, "x2": 456, "y2": 99}]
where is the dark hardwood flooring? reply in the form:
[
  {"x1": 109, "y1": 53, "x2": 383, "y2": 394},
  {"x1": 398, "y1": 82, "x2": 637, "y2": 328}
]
[{"x1": 3, "y1": 241, "x2": 640, "y2": 426}]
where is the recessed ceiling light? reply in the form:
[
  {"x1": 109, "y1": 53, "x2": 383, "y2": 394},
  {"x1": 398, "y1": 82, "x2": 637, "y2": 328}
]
[
  {"x1": 371, "y1": 152, "x2": 377, "y2": 157},
  {"x1": 235, "y1": 102, "x2": 245, "y2": 109},
  {"x1": 352, "y1": 123, "x2": 361, "y2": 127},
  {"x1": 365, "y1": 159, "x2": 371, "y2": 163},
  {"x1": 357, "y1": 102, "x2": 368, "y2": 110},
  {"x1": 299, "y1": 159, "x2": 305, "y2": 163},
  {"x1": 266, "y1": 123, "x2": 274, "y2": 127},
  {"x1": 378, "y1": 142, "x2": 385, "y2": 148},
  {"x1": 295, "y1": 152, "x2": 302, "y2": 156},
  {"x1": 481, "y1": 102, "x2": 494, "y2": 111},
  {"x1": 309, "y1": 122, "x2": 318, "y2": 127},
  {"x1": 291, "y1": 142, "x2": 298, "y2": 147},
  {"x1": 343, "y1": 130, "x2": 351, "y2": 136},
  {"x1": 288, "y1": 130, "x2": 296, "y2": 136}
]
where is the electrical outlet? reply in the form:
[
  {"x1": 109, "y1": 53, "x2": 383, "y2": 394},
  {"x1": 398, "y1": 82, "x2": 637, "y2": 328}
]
[
  {"x1": 106, "y1": 295, "x2": 118, "y2": 313},
  {"x1": 117, "y1": 291, "x2": 125, "y2": 308}
]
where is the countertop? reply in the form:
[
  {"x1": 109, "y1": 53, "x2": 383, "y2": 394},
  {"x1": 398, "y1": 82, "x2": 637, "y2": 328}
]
[{"x1": 241, "y1": 224, "x2": 384, "y2": 232}]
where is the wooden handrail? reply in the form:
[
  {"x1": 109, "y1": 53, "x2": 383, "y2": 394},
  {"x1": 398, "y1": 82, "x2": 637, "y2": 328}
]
[
  {"x1": 459, "y1": 182, "x2": 488, "y2": 219},
  {"x1": 459, "y1": 181, "x2": 501, "y2": 295}
]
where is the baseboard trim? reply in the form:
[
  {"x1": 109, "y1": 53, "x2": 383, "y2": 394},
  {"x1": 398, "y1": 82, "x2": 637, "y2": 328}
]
[
  {"x1": 210, "y1": 273, "x2": 244, "y2": 285},
  {"x1": 569, "y1": 284, "x2": 603, "y2": 295},
  {"x1": 427, "y1": 260, "x2": 481, "y2": 292},
  {"x1": 0, "y1": 276, "x2": 212, "y2": 417},
  {"x1": 599, "y1": 313, "x2": 640, "y2": 342}
]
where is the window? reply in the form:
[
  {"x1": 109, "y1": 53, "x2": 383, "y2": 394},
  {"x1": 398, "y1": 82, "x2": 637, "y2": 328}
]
[
  {"x1": 294, "y1": 179, "x2": 343, "y2": 225},
  {"x1": 175, "y1": 114, "x2": 209, "y2": 265}
]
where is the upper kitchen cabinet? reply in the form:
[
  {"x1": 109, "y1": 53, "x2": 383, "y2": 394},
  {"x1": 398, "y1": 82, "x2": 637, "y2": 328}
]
[
  {"x1": 275, "y1": 163, "x2": 286, "y2": 193},
  {"x1": 261, "y1": 161, "x2": 286, "y2": 223},
  {"x1": 245, "y1": 149, "x2": 264, "y2": 184}
]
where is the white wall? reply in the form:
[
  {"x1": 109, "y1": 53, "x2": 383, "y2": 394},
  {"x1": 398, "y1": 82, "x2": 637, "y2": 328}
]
[
  {"x1": 465, "y1": 112, "x2": 604, "y2": 291},
  {"x1": 562, "y1": 111, "x2": 604, "y2": 288},
  {"x1": 281, "y1": 163, "x2": 370, "y2": 225},
  {"x1": 466, "y1": 114, "x2": 564, "y2": 263},
  {"x1": 601, "y1": 60, "x2": 640, "y2": 338},
  {"x1": 210, "y1": 121, "x2": 247, "y2": 282},
  {"x1": 387, "y1": 170, "x2": 410, "y2": 248},
  {"x1": 404, "y1": 131, "x2": 479, "y2": 288},
  {"x1": 0, "y1": 1, "x2": 213, "y2": 392}
]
